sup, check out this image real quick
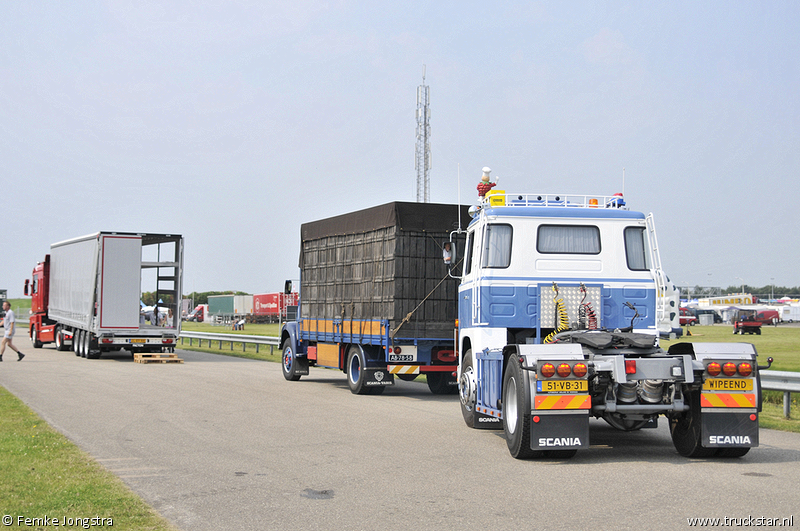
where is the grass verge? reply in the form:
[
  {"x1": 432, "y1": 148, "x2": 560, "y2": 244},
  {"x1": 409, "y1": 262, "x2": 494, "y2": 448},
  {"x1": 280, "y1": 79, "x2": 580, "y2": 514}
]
[{"x1": 0, "y1": 386, "x2": 179, "y2": 530}]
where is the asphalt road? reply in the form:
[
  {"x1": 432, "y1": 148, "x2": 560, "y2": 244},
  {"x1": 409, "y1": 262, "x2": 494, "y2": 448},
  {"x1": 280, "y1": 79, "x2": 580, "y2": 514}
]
[{"x1": 1, "y1": 344, "x2": 798, "y2": 531}]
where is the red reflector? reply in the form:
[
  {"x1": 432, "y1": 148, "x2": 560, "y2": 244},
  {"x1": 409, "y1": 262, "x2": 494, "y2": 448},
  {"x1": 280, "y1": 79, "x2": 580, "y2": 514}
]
[
  {"x1": 722, "y1": 362, "x2": 737, "y2": 376},
  {"x1": 533, "y1": 416, "x2": 540, "y2": 423},
  {"x1": 556, "y1": 363, "x2": 572, "y2": 378},
  {"x1": 706, "y1": 362, "x2": 721, "y2": 376},
  {"x1": 572, "y1": 363, "x2": 587, "y2": 378},
  {"x1": 750, "y1": 414, "x2": 757, "y2": 421},
  {"x1": 738, "y1": 362, "x2": 753, "y2": 377},
  {"x1": 625, "y1": 360, "x2": 636, "y2": 374},
  {"x1": 540, "y1": 363, "x2": 556, "y2": 378}
]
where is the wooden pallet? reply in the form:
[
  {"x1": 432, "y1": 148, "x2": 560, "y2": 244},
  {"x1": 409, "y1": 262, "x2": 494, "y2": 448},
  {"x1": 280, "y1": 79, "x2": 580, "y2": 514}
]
[{"x1": 134, "y1": 352, "x2": 184, "y2": 364}]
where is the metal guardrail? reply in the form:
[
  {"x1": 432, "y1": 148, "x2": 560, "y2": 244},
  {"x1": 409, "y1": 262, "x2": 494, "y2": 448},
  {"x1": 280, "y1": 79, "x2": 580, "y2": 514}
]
[
  {"x1": 760, "y1": 370, "x2": 800, "y2": 419},
  {"x1": 179, "y1": 331, "x2": 280, "y2": 354}
]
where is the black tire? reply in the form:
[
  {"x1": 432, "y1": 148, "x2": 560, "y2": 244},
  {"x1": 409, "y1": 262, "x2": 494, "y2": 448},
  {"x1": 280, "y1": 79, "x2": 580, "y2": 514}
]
[
  {"x1": 670, "y1": 391, "x2": 715, "y2": 457},
  {"x1": 716, "y1": 447, "x2": 750, "y2": 458},
  {"x1": 86, "y1": 333, "x2": 100, "y2": 359},
  {"x1": 459, "y1": 350, "x2": 478, "y2": 428},
  {"x1": 31, "y1": 326, "x2": 43, "y2": 348},
  {"x1": 55, "y1": 327, "x2": 67, "y2": 351},
  {"x1": 756, "y1": 328, "x2": 761, "y2": 335},
  {"x1": 80, "y1": 330, "x2": 89, "y2": 358},
  {"x1": 74, "y1": 330, "x2": 82, "y2": 357},
  {"x1": 281, "y1": 338, "x2": 301, "y2": 382},
  {"x1": 503, "y1": 357, "x2": 540, "y2": 459},
  {"x1": 427, "y1": 372, "x2": 457, "y2": 395},
  {"x1": 346, "y1": 345, "x2": 371, "y2": 395}
]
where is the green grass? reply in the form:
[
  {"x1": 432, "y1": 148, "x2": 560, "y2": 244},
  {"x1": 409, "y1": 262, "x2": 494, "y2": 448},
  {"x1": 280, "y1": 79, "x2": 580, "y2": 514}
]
[
  {"x1": 0, "y1": 386, "x2": 179, "y2": 530},
  {"x1": 660, "y1": 324, "x2": 800, "y2": 372},
  {"x1": 178, "y1": 321, "x2": 282, "y2": 362}
]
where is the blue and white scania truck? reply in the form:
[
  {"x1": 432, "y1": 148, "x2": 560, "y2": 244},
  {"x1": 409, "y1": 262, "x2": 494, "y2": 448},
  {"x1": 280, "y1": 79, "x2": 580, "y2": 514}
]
[{"x1": 454, "y1": 174, "x2": 770, "y2": 458}]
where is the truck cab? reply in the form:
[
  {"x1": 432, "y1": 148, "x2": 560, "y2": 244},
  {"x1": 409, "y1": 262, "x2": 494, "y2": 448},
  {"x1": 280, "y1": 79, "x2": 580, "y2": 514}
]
[{"x1": 454, "y1": 188, "x2": 764, "y2": 459}]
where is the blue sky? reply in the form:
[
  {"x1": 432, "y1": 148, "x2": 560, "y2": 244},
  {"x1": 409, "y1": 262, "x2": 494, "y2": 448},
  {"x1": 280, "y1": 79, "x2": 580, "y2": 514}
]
[{"x1": 2, "y1": 1, "x2": 798, "y2": 297}]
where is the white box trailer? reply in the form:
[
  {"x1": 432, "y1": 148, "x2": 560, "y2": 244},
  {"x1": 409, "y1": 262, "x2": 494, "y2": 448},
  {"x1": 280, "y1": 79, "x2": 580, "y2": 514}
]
[
  {"x1": 780, "y1": 304, "x2": 800, "y2": 323},
  {"x1": 29, "y1": 232, "x2": 184, "y2": 358}
]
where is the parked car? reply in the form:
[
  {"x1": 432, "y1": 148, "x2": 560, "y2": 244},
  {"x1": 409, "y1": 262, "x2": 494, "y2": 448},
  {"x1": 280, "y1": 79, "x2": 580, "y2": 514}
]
[{"x1": 679, "y1": 307, "x2": 697, "y2": 326}]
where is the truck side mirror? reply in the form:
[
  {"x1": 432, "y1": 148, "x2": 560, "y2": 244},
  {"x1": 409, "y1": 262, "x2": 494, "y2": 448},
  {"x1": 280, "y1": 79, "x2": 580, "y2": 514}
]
[
  {"x1": 284, "y1": 280, "x2": 292, "y2": 294},
  {"x1": 24, "y1": 279, "x2": 29, "y2": 296}
]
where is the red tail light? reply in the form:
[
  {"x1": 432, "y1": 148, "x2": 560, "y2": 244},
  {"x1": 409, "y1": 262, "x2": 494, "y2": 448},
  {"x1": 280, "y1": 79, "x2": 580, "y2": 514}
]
[
  {"x1": 101, "y1": 338, "x2": 113, "y2": 344},
  {"x1": 722, "y1": 362, "x2": 737, "y2": 376},
  {"x1": 625, "y1": 360, "x2": 636, "y2": 374},
  {"x1": 556, "y1": 363, "x2": 572, "y2": 378},
  {"x1": 540, "y1": 363, "x2": 556, "y2": 378},
  {"x1": 706, "y1": 362, "x2": 721, "y2": 376},
  {"x1": 737, "y1": 362, "x2": 752, "y2": 377},
  {"x1": 163, "y1": 339, "x2": 174, "y2": 344},
  {"x1": 572, "y1": 363, "x2": 587, "y2": 378},
  {"x1": 393, "y1": 346, "x2": 402, "y2": 354}
]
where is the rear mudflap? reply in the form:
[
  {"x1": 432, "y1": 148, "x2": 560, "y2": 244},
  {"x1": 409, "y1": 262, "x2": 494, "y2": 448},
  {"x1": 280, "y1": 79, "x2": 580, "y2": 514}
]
[
  {"x1": 702, "y1": 412, "x2": 759, "y2": 448},
  {"x1": 531, "y1": 413, "x2": 590, "y2": 451}
]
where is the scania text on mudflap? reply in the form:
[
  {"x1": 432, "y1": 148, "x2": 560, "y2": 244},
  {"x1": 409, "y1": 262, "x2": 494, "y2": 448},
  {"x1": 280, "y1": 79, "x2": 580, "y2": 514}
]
[{"x1": 452, "y1": 168, "x2": 768, "y2": 459}]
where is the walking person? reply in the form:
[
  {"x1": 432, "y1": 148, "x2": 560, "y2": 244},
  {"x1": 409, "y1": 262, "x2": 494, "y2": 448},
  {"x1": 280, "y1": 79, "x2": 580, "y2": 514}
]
[{"x1": 1, "y1": 301, "x2": 24, "y2": 361}]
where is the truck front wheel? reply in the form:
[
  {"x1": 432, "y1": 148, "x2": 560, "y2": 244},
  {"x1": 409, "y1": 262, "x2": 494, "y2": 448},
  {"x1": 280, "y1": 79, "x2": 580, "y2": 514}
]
[
  {"x1": 30, "y1": 326, "x2": 43, "y2": 348},
  {"x1": 459, "y1": 350, "x2": 478, "y2": 428},
  {"x1": 281, "y1": 338, "x2": 301, "y2": 382}
]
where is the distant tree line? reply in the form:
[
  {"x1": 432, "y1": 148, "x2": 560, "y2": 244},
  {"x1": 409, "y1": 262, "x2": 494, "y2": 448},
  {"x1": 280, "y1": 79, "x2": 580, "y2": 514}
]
[{"x1": 181, "y1": 291, "x2": 250, "y2": 306}]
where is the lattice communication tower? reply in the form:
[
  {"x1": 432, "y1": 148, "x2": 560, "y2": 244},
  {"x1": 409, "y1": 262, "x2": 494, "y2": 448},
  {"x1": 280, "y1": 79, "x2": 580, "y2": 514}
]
[{"x1": 415, "y1": 67, "x2": 430, "y2": 203}]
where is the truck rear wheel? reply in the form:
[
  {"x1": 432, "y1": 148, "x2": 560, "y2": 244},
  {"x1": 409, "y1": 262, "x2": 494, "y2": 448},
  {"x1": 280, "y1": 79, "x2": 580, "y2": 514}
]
[
  {"x1": 459, "y1": 350, "x2": 478, "y2": 428},
  {"x1": 503, "y1": 357, "x2": 540, "y2": 459},
  {"x1": 86, "y1": 333, "x2": 100, "y2": 359},
  {"x1": 281, "y1": 338, "x2": 301, "y2": 381},
  {"x1": 73, "y1": 330, "x2": 81, "y2": 356},
  {"x1": 346, "y1": 345, "x2": 371, "y2": 395},
  {"x1": 426, "y1": 372, "x2": 457, "y2": 395},
  {"x1": 669, "y1": 391, "x2": 715, "y2": 457}
]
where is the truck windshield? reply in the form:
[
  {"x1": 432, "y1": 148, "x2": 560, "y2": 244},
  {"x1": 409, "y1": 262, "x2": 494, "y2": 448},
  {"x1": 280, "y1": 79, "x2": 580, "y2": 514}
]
[{"x1": 624, "y1": 226, "x2": 650, "y2": 270}]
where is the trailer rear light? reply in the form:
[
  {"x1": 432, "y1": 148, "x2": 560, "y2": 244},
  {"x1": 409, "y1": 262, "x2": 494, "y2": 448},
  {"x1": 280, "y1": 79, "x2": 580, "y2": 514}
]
[
  {"x1": 737, "y1": 362, "x2": 753, "y2": 377},
  {"x1": 625, "y1": 360, "x2": 636, "y2": 374},
  {"x1": 393, "y1": 346, "x2": 402, "y2": 354},
  {"x1": 706, "y1": 362, "x2": 721, "y2": 376},
  {"x1": 722, "y1": 362, "x2": 737, "y2": 377},
  {"x1": 556, "y1": 363, "x2": 572, "y2": 378},
  {"x1": 540, "y1": 363, "x2": 556, "y2": 378},
  {"x1": 101, "y1": 338, "x2": 113, "y2": 344},
  {"x1": 163, "y1": 339, "x2": 174, "y2": 344},
  {"x1": 572, "y1": 362, "x2": 587, "y2": 378},
  {"x1": 435, "y1": 350, "x2": 456, "y2": 363}
]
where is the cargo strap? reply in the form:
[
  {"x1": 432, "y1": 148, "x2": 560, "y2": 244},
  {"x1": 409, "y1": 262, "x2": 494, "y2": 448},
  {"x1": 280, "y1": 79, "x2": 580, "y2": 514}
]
[{"x1": 389, "y1": 256, "x2": 462, "y2": 339}]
